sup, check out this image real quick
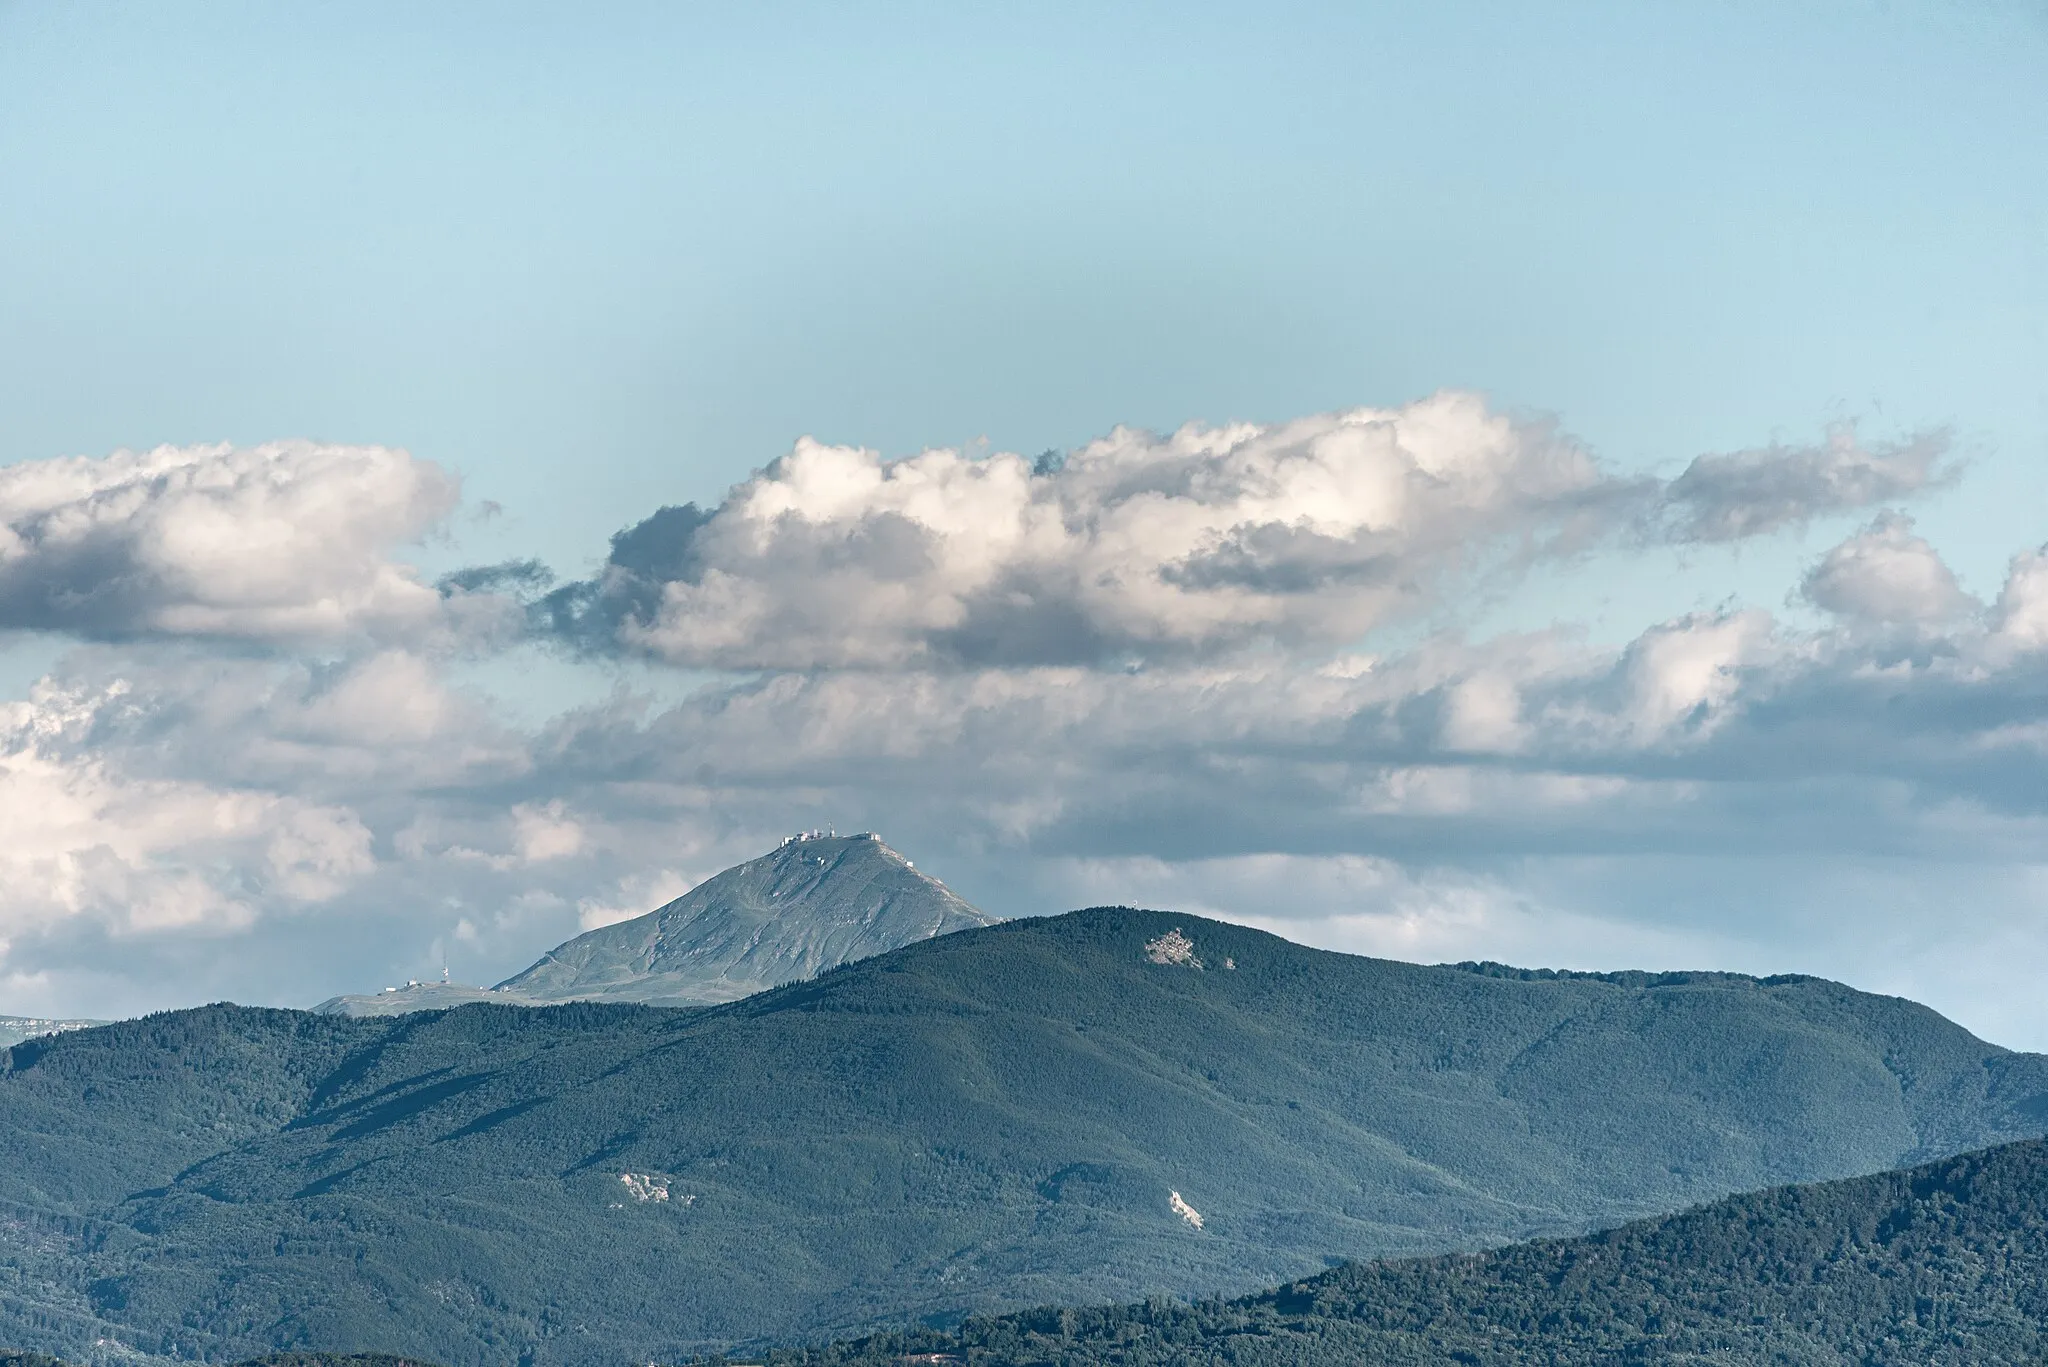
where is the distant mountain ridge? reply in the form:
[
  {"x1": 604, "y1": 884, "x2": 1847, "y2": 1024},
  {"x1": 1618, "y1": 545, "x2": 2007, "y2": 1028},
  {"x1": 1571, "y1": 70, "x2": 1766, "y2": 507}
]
[
  {"x1": 5, "y1": 907, "x2": 2047, "y2": 1365},
  {"x1": 0, "y1": 1016, "x2": 103, "y2": 1050},
  {"x1": 499, "y1": 832, "x2": 997, "y2": 1005},
  {"x1": 318, "y1": 833, "x2": 997, "y2": 1015}
]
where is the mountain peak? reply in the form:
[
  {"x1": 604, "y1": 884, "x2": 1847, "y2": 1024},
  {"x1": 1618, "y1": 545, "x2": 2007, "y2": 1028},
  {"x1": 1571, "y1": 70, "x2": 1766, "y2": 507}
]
[
  {"x1": 317, "y1": 833, "x2": 996, "y2": 1016},
  {"x1": 490, "y1": 832, "x2": 998, "y2": 1008}
]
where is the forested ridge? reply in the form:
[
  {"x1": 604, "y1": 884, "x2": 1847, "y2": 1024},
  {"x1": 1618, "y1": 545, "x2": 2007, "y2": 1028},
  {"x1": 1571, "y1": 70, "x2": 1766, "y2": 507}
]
[
  {"x1": 763, "y1": 1136, "x2": 2048, "y2": 1366},
  {"x1": 3, "y1": 909, "x2": 2047, "y2": 1364},
  {"x1": 20, "y1": 1138, "x2": 2043, "y2": 1367}
]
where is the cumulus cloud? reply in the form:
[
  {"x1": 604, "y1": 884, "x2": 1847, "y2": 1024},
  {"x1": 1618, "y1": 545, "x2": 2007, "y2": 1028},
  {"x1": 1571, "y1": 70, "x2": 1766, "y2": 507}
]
[
  {"x1": 7, "y1": 401, "x2": 2046, "y2": 1046},
  {"x1": 1660, "y1": 424, "x2": 1955, "y2": 543},
  {"x1": 11, "y1": 563, "x2": 2048, "y2": 1042},
  {"x1": 0, "y1": 440, "x2": 476, "y2": 643},
  {"x1": 540, "y1": 392, "x2": 1637, "y2": 668},
  {"x1": 1614, "y1": 611, "x2": 1777, "y2": 743},
  {"x1": 1991, "y1": 547, "x2": 2048, "y2": 651},
  {"x1": 1800, "y1": 513, "x2": 1978, "y2": 626},
  {"x1": 502, "y1": 602, "x2": 2029, "y2": 871},
  {"x1": 531, "y1": 401, "x2": 1958, "y2": 670},
  {"x1": 0, "y1": 674, "x2": 375, "y2": 938}
]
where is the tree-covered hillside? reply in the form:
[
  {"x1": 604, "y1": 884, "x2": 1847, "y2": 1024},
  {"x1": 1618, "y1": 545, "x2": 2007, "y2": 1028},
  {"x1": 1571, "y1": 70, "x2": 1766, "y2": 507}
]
[
  {"x1": 3, "y1": 909, "x2": 2046, "y2": 1365},
  {"x1": 775, "y1": 1136, "x2": 2048, "y2": 1366}
]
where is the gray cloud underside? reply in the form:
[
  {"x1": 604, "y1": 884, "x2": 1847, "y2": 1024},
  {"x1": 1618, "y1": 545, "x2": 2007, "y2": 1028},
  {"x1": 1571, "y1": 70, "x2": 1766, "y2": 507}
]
[
  {"x1": 1661, "y1": 427, "x2": 1956, "y2": 543},
  {"x1": 11, "y1": 561, "x2": 2048, "y2": 1002}
]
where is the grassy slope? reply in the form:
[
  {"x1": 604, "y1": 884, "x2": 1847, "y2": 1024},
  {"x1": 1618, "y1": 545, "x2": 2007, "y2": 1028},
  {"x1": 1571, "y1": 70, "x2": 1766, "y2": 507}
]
[{"x1": 1, "y1": 909, "x2": 2044, "y2": 1366}]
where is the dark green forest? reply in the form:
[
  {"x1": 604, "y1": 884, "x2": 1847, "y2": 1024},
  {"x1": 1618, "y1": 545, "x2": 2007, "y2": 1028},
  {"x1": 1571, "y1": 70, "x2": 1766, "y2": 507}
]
[
  {"x1": 766, "y1": 1137, "x2": 2048, "y2": 1366},
  {"x1": 4, "y1": 909, "x2": 2046, "y2": 1365}
]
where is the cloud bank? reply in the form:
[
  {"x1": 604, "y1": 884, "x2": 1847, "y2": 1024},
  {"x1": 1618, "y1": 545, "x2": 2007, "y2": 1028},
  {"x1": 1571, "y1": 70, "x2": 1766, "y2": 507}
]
[
  {"x1": 3, "y1": 397, "x2": 2044, "y2": 1050},
  {"x1": 538, "y1": 396, "x2": 1947, "y2": 670},
  {"x1": 0, "y1": 673, "x2": 375, "y2": 939},
  {"x1": 0, "y1": 440, "x2": 474, "y2": 643}
]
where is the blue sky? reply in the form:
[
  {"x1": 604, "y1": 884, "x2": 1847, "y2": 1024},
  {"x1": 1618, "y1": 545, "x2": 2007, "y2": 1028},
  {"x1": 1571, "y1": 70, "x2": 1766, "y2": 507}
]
[
  {"x1": 8, "y1": 1, "x2": 2041, "y2": 562},
  {"x1": 3, "y1": 1, "x2": 2047, "y2": 1043}
]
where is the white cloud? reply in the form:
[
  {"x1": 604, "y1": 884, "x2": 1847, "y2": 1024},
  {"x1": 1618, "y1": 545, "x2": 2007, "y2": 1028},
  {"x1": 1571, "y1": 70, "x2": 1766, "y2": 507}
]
[
  {"x1": 0, "y1": 440, "x2": 474, "y2": 643},
  {"x1": 1616, "y1": 611, "x2": 1776, "y2": 743},
  {"x1": 535, "y1": 402, "x2": 1955, "y2": 672},
  {"x1": 545, "y1": 392, "x2": 1635, "y2": 668},
  {"x1": 1439, "y1": 672, "x2": 1525, "y2": 752},
  {"x1": 287, "y1": 650, "x2": 468, "y2": 747},
  {"x1": 513, "y1": 800, "x2": 586, "y2": 863},
  {"x1": 0, "y1": 674, "x2": 374, "y2": 940},
  {"x1": 1991, "y1": 547, "x2": 2048, "y2": 651},
  {"x1": 7, "y1": 401, "x2": 2048, "y2": 1047},
  {"x1": 1801, "y1": 513, "x2": 1977, "y2": 626},
  {"x1": 13, "y1": 575, "x2": 2048, "y2": 1043}
]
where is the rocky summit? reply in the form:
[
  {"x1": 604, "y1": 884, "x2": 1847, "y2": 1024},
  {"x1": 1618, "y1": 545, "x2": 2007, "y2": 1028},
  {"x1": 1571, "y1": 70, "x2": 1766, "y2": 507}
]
[
  {"x1": 321, "y1": 833, "x2": 998, "y2": 1015},
  {"x1": 500, "y1": 832, "x2": 1000, "y2": 1006}
]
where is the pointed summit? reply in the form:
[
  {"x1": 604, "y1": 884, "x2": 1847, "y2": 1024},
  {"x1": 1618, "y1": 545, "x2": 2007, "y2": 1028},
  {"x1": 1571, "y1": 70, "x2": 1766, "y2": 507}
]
[
  {"x1": 495, "y1": 832, "x2": 998, "y2": 1008},
  {"x1": 316, "y1": 834, "x2": 998, "y2": 1016}
]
